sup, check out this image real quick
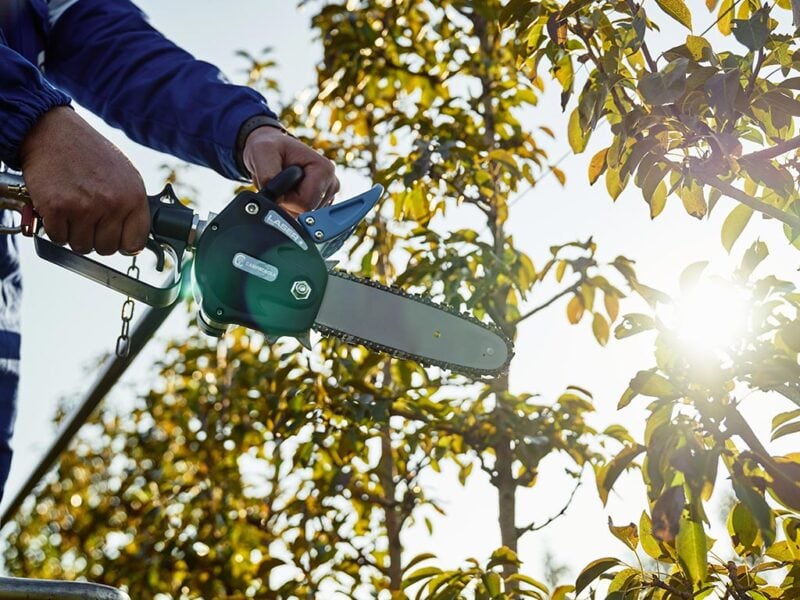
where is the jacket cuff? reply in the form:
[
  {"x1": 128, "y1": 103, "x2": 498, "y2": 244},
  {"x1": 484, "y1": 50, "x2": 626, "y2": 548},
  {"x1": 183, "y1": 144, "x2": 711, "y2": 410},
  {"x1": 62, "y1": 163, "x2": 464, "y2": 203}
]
[{"x1": 0, "y1": 48, "x2": 72, "y2": 170}]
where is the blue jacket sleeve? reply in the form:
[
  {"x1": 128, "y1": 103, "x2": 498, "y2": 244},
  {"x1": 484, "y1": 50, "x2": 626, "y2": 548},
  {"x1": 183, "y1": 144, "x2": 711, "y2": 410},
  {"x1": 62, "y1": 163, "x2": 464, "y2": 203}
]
[
  {"x1": 44, "y1": 0, "x2": 278, "y2": 180},
  {"x1": 0, "y1": 43, "x2": 72, "y2": 170}
]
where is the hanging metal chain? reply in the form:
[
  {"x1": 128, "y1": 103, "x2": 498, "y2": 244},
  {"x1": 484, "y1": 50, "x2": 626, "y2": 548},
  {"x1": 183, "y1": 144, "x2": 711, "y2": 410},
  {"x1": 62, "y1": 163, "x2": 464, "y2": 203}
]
[{"x1": 115, "y1": 256, "x2": 140, "y2": 358}]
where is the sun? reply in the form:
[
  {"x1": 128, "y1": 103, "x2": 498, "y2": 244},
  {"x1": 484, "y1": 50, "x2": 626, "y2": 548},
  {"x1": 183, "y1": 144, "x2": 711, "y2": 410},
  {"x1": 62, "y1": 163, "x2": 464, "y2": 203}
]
[{"x1": 663, "y1": 279, "x2": 750, "y2": 358}]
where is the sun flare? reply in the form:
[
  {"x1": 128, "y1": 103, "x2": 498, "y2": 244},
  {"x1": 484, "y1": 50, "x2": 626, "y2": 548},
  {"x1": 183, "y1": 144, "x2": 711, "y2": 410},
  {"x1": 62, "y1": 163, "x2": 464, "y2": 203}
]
[{"x1": 664, "y1": 280, "x2": 750, "y2": 357}]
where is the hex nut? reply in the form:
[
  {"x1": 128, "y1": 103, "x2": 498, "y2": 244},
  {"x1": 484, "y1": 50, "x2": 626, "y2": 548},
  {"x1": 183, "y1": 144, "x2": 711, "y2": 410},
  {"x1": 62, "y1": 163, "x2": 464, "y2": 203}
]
[{"x1": 291, "y1": 281, "x2": 312, "y2": 300}]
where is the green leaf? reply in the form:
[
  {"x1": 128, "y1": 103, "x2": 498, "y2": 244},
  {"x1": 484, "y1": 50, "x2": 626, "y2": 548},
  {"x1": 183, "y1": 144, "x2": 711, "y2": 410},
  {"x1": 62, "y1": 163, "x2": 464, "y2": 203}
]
[
  {"x1": 595, "y1": 444, "x2": 646, "y2": 504},
  {"x1": 574, "y1": 557, "x2": 622, "y2": 597},
  {"x1": 630, "y1": 369, "x2": 679, "y2": 399},
  {"x1": 721, "y1": 204, "x2": 754, "y2": 252},
  {"x1": 772, "y1": 420, "x2": 800, "y2": 441},
  {"x1": 655, "y1": 0, "x2": 693, "y2": 29},
  {"x1": 733, "y1": 7, "x2": 770, "y2": 52},
  {"x1": 649, "y1": 180, "x2": 668, "y2": 218},
  {"x1": 638, "y1": 58, "x2": 689, "y2": 105},
  {"x1": 615, "y1": 313, "x2": 656, "y2": 340},
  {"x1": 676, "y1": 515, "x2": 708, "y2": 589}
]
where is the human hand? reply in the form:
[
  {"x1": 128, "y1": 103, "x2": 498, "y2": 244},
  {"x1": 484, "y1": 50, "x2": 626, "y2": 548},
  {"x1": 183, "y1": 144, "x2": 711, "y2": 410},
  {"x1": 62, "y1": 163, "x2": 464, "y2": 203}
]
[
  {"x1": 241, "y1": 126, "x2": 340, "y2": 218},
  {"x1": 20, "y1": 107, "x2": 149, "y2": 255}
]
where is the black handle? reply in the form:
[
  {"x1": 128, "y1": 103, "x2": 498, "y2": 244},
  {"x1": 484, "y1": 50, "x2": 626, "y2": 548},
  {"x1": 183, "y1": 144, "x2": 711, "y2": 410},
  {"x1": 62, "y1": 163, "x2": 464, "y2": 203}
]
[{"x1": 258, "y1": 165, "x2": 305, "y2": 201}]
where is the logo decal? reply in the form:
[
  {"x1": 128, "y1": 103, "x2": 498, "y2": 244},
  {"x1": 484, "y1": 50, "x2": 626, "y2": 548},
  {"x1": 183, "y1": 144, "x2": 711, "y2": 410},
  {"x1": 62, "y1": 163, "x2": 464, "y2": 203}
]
[
  {"x1": 232, "y1": 253, "x2": 279, "y2": 282},
  {"x1": 265, "y1": 211, "x2": 308, "y2": 250}
]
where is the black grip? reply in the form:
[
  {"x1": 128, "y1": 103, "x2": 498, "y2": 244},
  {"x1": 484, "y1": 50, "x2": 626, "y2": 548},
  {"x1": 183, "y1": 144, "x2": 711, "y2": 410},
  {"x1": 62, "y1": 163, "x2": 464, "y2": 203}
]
[{"x1": 259, "y1": 165, "x2": 305, "y2": 201}]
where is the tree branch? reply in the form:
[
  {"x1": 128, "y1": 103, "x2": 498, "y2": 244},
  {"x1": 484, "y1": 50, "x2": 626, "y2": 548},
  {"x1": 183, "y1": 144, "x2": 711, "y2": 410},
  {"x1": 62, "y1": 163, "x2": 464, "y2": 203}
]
[
  {"x1": 741, "y1": 135, "x2": 800, "y2": 162},
  {"x1": 515, "y1": 477, "x2": 581, "y2": 537},
  {"x1": 513, "y1": 280, "x2": 581, "y2": 325},
  {"x1": 664, "y1": 160, "x2": 800, "y2": 231}
]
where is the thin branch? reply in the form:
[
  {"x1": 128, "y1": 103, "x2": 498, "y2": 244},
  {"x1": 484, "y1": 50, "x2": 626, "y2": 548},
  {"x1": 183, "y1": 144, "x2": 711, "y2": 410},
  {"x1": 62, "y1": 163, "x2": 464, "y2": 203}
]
[
  {"x1": 623, "y1": 0, "x2": 658, "y2": 72},
  {"x1": 649, "y1": 576, "x2": 692, "y2": 599},
  {"x1": 664, "y1": 160, "x2": 800, "y2": 231},
  {"x1": 516, "y1": 477, "x2": 582, "y2": 537},
  {"x1": 726, "y1": 561, "x2": 752, "y2": 600},
  {"x1": 741, "y1": 135, "x2": 800, "y2": 162},
  {"x1": 513, "y1": 280, "x2": 581, "y2": 325}
]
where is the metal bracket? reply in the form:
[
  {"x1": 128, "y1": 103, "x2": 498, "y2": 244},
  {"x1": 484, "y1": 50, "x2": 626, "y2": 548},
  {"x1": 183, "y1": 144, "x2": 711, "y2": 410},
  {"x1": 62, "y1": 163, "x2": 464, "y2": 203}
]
[{"x1": 300, "y1": 184, "x2": 383, "y2": 258}]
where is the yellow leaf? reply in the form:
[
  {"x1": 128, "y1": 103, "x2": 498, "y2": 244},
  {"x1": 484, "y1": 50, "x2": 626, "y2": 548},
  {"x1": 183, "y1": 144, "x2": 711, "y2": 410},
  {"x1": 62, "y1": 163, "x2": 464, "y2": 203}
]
[
  {"x1": 592, "y1": 313, "x2": 610, "y2": 345},
  {"x1": 604, "y1": 293, "x2": 619, "y2": 322},
  {"x1": 680, "y1": 183, "x2": 706, "y2": 218},
  {"x1": 686, "y1": 35, "x2": 711, "y2": 61},
  {"x1": 655, "y1": 0, "x2": 693, "y2": 30},
  {"x1": 588, "y1": 148, "x2": 609, "y2": 185},
  {"x1": 567, "y1": 295, "x2": 584, "y2": 324},
  {"x1": 718, "y1": 0, "x2": 734, "y2": 35},
  {"x1": 568, "y1": 108, "x2": 587, "y2": 153},
  {"x1": 553, "y1": 166, "x2": 566, "y2": 186}
]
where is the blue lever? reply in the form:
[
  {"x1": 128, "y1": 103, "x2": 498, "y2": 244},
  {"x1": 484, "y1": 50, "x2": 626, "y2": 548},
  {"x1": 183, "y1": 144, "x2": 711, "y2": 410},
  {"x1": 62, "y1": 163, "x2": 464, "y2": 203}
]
[{"x1": 300, "y1": 184, "x2": 383, "y2": 258}]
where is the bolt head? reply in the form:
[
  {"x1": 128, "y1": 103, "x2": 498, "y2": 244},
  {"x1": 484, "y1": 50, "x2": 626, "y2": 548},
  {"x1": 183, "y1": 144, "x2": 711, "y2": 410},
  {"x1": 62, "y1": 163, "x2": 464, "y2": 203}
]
[
  {"x1": 291, "y1": 280, "x2": 312, "y2": 300},
  {"x1": 304, "y1": 216, "x2": 315, "y2": 225},
  {"x1": 216, "y1": 308, "x2": 224, "y2": 316},
  {"x1": 314, "y1": 230, "x2": 324, "y2": 240},
  {"x1": 245, "y1": 202, "x2": 259, "y2": 215}
]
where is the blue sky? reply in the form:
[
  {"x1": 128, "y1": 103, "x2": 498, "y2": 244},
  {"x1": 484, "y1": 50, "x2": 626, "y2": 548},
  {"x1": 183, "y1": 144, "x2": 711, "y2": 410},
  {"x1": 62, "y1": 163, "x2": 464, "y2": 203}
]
[{"x1": 5, "y1": 0, "x2": 800, "y2": 590}]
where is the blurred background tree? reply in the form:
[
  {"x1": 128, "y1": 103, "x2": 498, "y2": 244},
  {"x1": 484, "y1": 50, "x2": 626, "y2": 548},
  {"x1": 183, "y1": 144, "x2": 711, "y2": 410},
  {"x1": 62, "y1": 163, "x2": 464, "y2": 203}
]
[{"x1": 4, "y1": 1, "x2": 800, "y2": 598}]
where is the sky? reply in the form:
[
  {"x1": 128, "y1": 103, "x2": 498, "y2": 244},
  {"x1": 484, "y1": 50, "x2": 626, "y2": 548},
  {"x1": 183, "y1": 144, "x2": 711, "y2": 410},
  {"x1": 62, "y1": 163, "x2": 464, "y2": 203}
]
[{"x1": 3, "y1": 0, "x2": 800, "y2": 593}]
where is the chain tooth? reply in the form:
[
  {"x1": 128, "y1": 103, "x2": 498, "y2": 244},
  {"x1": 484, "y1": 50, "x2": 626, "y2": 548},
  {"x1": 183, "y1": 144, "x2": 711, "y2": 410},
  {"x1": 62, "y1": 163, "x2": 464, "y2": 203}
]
[{"x1": 315, "y1": 270, "x2": 514, "y2": 378}]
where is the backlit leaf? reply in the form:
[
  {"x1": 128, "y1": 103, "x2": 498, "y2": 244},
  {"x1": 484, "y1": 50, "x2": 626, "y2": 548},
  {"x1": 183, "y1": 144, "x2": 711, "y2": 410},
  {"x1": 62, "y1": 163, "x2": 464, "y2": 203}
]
[
  {"x1": 655, "y1": 0, "x2": 692, "y2": 30},
  {"x1": 721, "y1": 204, "x2": 754, "y2": 252},
  {"x1": 574, "y1": 557, "x2": 622, "y2": 597}
]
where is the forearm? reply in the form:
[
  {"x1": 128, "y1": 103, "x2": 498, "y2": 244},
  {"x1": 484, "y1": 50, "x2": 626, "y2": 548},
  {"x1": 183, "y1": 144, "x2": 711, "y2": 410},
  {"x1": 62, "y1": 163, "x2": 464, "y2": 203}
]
[
  {"x1": 0, "y1": 44, "x2": 72, "y2": 170},
  {"x1": 44, "y1": 0, "x2": 277, "y2": 180}
]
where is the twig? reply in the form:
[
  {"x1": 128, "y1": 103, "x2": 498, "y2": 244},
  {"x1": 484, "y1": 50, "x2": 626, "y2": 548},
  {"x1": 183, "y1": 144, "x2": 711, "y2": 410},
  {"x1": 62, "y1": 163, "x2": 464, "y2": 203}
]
[
  {"x1": 515, "y1": 477, "x2": 582, "y2": 536},
  {"x1": 649, "y1": 576, "x2": 692, "y2": 599},
  {"x1": 513, "y1": 280, "x2": 581, "y2": 325},
  {"x1": 726, "y1": 561, "x2": 753, "y2": 600}
]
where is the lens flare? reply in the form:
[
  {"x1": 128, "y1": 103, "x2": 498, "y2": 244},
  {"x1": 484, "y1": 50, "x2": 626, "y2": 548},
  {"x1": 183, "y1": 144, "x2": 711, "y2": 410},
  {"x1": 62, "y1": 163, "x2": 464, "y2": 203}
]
[{"x1": 666, "y1": 280, "x2": 750, "y2": 357}]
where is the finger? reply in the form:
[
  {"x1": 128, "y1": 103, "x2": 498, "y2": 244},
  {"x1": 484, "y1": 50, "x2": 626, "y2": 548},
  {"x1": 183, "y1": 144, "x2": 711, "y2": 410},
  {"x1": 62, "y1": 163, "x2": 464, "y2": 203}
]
[
  {"x1": 67, "y1": 217, "x2": 96, "y2": 255},
  {"x1": 120, "y1": 203, "x2": 151, "y2": 254},
  {"x1": 322, "y1": 176, "x2": 341, "y2": 207},
  {"x1": 94, "y1": 215, "x2": 124, "y2": 256},
  {"x1": 41, "y1": 214, "x2": 68, "y2": 246},
  {"x1": 292, "y1": 164, "x2": 336, "y2": 213}
]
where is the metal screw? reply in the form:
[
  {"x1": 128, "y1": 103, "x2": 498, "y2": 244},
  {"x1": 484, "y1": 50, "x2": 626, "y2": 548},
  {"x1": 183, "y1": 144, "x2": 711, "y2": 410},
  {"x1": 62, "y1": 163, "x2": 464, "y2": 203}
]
[
  {"x1": 304, "y1": 216, "x2": 315, "y2": 225},
  {"x1": 314, "y1": 230, "x2": 324, "y2": 240},
  {"x1": 216, "y1": 308, "x2": 224, "y2": 316},
  {"x1": 211, "y1": 224, "x2": 219, "y2": 231},
  {"x1": 291, "y1": 280, "x2": 312, "y2": 300},
  {"x1": 245, "y1": 202, "x2": 259, "y2": 215},
  {"x1": 486, "y1": 347, "x2": 495, "y2": 356}
]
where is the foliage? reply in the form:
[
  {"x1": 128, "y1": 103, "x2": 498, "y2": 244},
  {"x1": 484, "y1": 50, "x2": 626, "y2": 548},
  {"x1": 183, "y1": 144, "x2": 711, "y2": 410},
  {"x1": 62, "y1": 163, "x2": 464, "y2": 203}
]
[
  {"x1": 580, "y1": 241, "x2": 800, "y2": 598},
  {"x1": 5, "y1": 1, "x2": 800, "y2": 599},
  {"x1": 505, "y1": 0, "x2": 800, "y2": 250}
]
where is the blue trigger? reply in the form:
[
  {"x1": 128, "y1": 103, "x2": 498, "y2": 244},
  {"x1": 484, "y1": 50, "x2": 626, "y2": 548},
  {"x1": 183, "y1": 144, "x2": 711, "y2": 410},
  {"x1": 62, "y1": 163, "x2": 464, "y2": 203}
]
[{"x1": 300, "y1": 184, "x2": 383, "y2": 258}]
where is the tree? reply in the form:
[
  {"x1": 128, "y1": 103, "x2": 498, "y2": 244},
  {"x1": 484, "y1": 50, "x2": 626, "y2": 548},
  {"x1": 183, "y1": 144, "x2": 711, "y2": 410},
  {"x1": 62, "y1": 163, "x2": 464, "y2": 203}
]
[{"x1": 5, "y1": 1, "x2": 800, "y2": 599}]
